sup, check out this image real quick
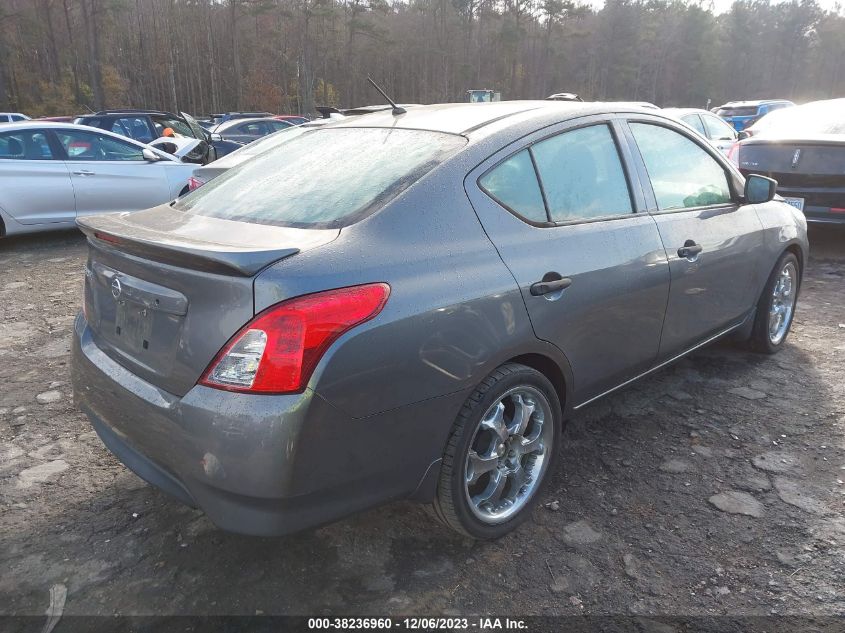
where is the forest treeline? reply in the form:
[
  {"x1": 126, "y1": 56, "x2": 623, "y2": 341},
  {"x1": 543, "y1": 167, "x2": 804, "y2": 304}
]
[{"x1": 0, "y1": 0, "x2": 842, "y2": 117}]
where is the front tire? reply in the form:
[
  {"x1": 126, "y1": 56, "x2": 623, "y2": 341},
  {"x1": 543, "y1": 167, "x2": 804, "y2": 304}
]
[
  {"x1": 432, "y1": 363, "x2": 562, "y2": 539},
  {"x1": 747, "y1": 251, "x2": 800, "y2": 354}
]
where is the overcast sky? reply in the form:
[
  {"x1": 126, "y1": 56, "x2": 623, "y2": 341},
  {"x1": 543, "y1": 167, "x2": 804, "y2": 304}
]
[{"x1": 589, "y1": 0, "x2": 843, "y2": 15}]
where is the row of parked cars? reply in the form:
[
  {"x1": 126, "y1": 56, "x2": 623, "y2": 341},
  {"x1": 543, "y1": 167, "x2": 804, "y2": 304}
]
[
  {"x1": 0, "y1": 96, "x2": 842, "y2": 238},
  {"x1": 0, "y1": 109, "x2": 322, "y2": 236}
]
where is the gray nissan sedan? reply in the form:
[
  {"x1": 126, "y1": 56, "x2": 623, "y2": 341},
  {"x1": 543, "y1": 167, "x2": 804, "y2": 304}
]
[{"x1": 72, "y1": 101, "x2": 807, "y2": 539}]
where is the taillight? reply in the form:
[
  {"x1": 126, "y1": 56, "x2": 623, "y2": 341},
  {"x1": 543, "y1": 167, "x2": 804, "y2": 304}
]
[
  {"x1": 199, "y1": 283, "x2": 390, "y2": 394},
  {"x1": 187, "y1": 176, "x2": 206, "y2": 191},
  {"x1": 94, "y1": 231, "x2": 123, "y2": 245},
  {"x1": 727, "y1": 142, "x2": 740, "y2": 166}
]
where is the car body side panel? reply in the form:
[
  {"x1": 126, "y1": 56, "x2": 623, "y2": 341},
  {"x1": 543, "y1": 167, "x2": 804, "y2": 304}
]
[
  {"x1": 68, "y1": 160, "x2": 171, "y2": 216},
  {"x1": 618, "y1": 115, "x2": 768, "y2": 359},
  {"x1": 751, "y1": 199, "x2": 809, "y2": 292},
  {"x1": 0, "y1": 159, "x2": 77, "y2": 225},
  {"x1": 254, "y1": 159, "x2": 550, "y2": 419},
  {"x1": 72, "y1": 315, "x2": 465, "y2": 535},
  {"x1": 162, "y1": 162, "x2": 196, "y2": 198},
  {"x1": 0, "y1": 205, "x2": 75, "y2": 236},
  {"x1": 646, "y1": 205, "x2": 766, "y2": 358},
  {"x1": 461, "y1": 116, "x2": 671, "y2": 405}
]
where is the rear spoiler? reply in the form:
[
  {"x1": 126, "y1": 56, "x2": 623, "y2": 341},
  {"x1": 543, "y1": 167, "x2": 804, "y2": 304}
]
[
  {"x1": 76, "y1": 212, "x2": 300, "y2": 277},
  {"x1": 316, "y1": 106, "x2": 342, "y2": 119}
]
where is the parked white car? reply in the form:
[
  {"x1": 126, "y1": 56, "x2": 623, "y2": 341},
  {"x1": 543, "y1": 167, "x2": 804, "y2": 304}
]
[
  {"x1": 0, "y1": 122, "x2": 195, "y2": 237},
  {"x1": 0, "y1": 112, "x2": 31, "y2": 123},
  {"x1": 663, "y1": 107, "x2": 738, "y2": 154}
]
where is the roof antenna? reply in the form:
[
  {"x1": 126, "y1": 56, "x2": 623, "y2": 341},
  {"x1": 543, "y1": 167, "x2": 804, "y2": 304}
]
[{"x1": 367, "y1": 76, "x2": 406, "y2": 116}]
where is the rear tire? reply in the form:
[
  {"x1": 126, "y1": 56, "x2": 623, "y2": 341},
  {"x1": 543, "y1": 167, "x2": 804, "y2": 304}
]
[
  {"x1": 747, "y1": 251, "x2": 800, "y2": 354},
  {"x1": 432, "y1": 363, "x2": 561, "y2": 539}
]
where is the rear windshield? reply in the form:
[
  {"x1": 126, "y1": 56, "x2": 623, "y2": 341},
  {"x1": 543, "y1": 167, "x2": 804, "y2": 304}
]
[
  {"x1": 751, "y1": 99, "x2": 845, "y2": 136},
  {"x1": 175, "y1": 127, "x2": 466, "y2": 228},
  {"x1": 717, "y1": 106, "x2": 759, "y2": 117}
]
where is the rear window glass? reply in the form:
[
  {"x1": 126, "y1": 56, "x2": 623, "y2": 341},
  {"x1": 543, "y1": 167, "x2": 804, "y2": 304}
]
[
  {"x1": 0, "y1": 130, "x2": 54, "y2": 160},
  {"x1": 175, "y1": 128, "x2": 466, "y2": 228},
  {"x1": 716, "y1": 106, "x2": 759, "y2": 117},
  {"x1": 479, "y1": 150, "x2": 547, "y2": 223},
  {"x1": 751, "y1": 99, "x2": 845, "y2": 135}
]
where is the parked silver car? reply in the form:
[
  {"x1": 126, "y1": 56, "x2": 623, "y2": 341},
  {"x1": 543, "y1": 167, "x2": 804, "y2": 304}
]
[
  {"x1": 210, "y1": 117, "x2": 295, "y2": 144},
  {"x1": 0, "y1": 122, "x2": 195, "y2": 237},
  {"x1": 664, "y1": 107, "x2": 738, "y2": 154},
  {"x1": 72, "y1": 101, "x2": 807, "y2": 539}
]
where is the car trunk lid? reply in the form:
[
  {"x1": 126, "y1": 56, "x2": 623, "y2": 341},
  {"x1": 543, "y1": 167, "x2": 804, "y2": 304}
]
[
  {"x1": 77, "y1": 205, "x2": 339, "y2": 396},
  {"x1": 738, "y1": 136, "x2": 845, "y2": 181}
]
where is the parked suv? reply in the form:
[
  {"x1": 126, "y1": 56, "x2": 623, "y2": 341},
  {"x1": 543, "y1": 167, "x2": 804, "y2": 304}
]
[
  {"x1": 715, "y1": 100, "x2": 794, "y2": 132},
  {"x1": 74, "y1": 110, "x2": 232, "y2": 164}
]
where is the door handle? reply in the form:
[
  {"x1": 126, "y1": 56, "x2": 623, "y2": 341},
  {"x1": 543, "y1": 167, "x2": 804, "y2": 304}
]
[
  {"x1": 530, "y1": 277, "x2": 572, "y2": 296},
  {"x1": 677, "y1": 240, "x2": 703, "y2": 260},
  {"x1": 73, "y1": 170, "x2": 95, "y2": 177}
]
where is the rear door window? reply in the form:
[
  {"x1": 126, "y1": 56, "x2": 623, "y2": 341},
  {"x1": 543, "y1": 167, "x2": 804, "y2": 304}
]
[
  {"x1": 630, "y1": 122, "x2": 732, "y2": 210},
  {"x1": 532, "y1": 124, "x2": 633, "y2": 222},
  {"x1": 174, "y1": 128, "x2": 465, "y2": 228},
  {"x1": 479, "y1": 150, "x2": 547, "y2": 223},
  {"x1": 0, "y1": 130, "x2": 54, "y2": 160}
]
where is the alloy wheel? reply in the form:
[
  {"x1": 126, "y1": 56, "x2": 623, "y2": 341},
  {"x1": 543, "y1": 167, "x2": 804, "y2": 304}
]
[
  {"x1": 768, "y1": 261, "x2": 797, "y2": 345},
  {"x1": 463, "y1": 386, "x2": 554, "y2": 524}
]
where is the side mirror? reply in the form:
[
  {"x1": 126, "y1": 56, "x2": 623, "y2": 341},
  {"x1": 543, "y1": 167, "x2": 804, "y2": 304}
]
[
  {"x1": 210, "y1": 133, "x2": 223, "y2": 142},
  {"x1": 745, "y1": 174, "x2": 777, "y2": 204},
  {"x1": 737, "y1": 130, "x2": 751, "y2": 141},
  {"x1": 142, "y1": 148, "x2": 161, "y2": 161}
]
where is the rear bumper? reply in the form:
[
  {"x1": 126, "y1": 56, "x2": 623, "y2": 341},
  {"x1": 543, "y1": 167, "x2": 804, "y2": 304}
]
[
  {"x1": 72, "y1": 314, "x2": 454, "y2": 536},
  {"x1": 777, "y1": 185, "x2": 845, "y2": 225}
]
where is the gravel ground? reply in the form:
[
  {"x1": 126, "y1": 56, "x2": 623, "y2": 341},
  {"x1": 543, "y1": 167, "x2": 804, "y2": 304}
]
[{"x1": 1, "y1": 226, "x2": 843, "y2": 620}]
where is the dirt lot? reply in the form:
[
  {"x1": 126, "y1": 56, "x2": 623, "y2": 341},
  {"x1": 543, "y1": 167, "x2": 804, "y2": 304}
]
[{"x1": 1, "y1": 226, "x2": 843, "y2": 621}]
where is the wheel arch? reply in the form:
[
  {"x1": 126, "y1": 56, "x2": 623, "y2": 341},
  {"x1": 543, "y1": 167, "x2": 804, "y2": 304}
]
[
  {"x1": 505, "y1": 352, "x2": 569, "y2": 418},
  {"x1": 0, "y1": 203, "x2": 9, "y2": 237},
  {"x1": 784, "y1": 242, "x2": 804, "y2": 278},
  {"x1": 411, "y1": 347, "x2": 574, "y2": 504}
]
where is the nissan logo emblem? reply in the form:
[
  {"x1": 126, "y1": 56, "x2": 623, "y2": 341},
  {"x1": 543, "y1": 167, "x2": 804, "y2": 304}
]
[{"x1": 110, "y1": 277, "x2": 123, "y2": 300}]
